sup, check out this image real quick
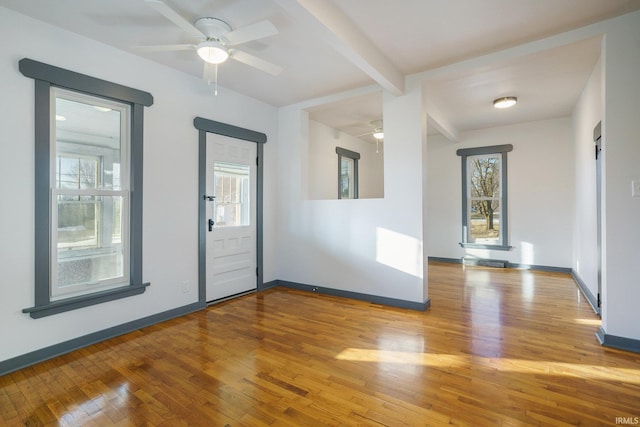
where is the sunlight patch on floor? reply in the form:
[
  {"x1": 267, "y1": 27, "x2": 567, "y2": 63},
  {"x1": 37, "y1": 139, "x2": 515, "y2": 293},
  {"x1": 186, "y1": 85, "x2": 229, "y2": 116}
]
[
  {"x1": 574, "y1": 318, "x2": 601, "y2": 326},
  {"x1": 335, "y1": 348, "x2": 640, "y2": 383}
]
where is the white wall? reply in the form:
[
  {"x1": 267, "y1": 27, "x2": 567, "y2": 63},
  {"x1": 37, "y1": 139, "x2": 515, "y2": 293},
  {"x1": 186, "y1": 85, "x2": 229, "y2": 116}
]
[
  {"x1": 600, "y1": 11, "x2": 640, "y2": 341},
  {"x1": 0, "y1": 7, "x2": 278, "y2": 362},
  {"x1": 308, "y1": 119, "x2": 384, "y2": 200},
  {"x1": 572, "y1": 56, "x2": 602, "y2": 299},
  {"x1": 427, "y1": 118, "x2": 575, "y2": 268},
  {"x1": 276, "y1": 80, "x2": 428, "y2": 304}
]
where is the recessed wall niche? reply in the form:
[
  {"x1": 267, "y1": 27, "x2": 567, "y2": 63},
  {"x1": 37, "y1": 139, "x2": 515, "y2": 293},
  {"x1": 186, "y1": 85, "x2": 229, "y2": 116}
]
[{"x1": 306, "y1": 92, "x2": 384, "y2": 200}]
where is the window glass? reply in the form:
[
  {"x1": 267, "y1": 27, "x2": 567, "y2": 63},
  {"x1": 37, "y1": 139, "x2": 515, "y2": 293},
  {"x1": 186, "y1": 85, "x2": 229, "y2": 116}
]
[
  {"x1": 468, "y1": 154, "x2": 501, "y2": 244},
  {"x1": 340, "y1": 157, "x2": 355, "y2": 199},
  {"x1": 457, "y1": 144, "x2": 512, "y2": 250},
  {"x1": 213, "y1": 162, "x2": 250, "y2": 227},
  {"x1": 51, "y1": 89, "x2": 130, "y2": 299},
  {"x1": 336, "y1": 147, "x2": 359, "y2": 199}
]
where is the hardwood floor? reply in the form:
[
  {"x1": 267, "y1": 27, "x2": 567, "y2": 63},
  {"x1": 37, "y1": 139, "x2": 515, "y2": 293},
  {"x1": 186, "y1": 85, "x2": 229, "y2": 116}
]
[{"x1": 2, "y1": 263, "x2": 639, "y2": 426}]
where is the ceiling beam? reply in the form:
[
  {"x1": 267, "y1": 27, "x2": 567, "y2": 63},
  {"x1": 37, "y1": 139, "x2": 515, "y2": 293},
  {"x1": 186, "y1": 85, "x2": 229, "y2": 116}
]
[
  {"x1": 427, "y1": 111, "x2": 459, "y2": 143},
  {"x1": 425, "y1": 88, "x2": 459, "y2": 142},
  {"x1": 274, "y1": 0, "x2": 405, "y2": 96}
]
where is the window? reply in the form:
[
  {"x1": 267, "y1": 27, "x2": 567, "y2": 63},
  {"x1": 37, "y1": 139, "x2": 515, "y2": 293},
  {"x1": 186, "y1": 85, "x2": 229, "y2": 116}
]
[
  {"x1": 213, "y1": 162, "x2": 250, "y2": 227},
  {"x1": 20, "y1": 58, "x2": 153, "y2": 318},
  {"x1": 336, "y1": 147, "x2": 360, "y2": 199},
  {"x1": 52, "y1": 89, "x2": 130, "y2": 299},
  {"x1": 456, "y1": 144, "x2": 512, "y2": 250}
]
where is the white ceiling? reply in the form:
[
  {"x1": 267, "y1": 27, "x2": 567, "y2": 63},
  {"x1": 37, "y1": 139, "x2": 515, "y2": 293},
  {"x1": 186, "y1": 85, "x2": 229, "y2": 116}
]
[{"x1": 2, "y1": 0, "x2": 639, "y2": 139}]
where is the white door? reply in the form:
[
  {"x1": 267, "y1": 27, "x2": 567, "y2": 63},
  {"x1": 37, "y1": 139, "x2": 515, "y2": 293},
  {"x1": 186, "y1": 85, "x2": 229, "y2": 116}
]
[{"x1": 205, "y1": 133, "x2": 257, "y2": 302}]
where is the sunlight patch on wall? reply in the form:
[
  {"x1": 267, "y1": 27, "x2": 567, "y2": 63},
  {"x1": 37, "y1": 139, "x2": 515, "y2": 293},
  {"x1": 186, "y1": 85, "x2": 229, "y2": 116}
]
[
  {"x1": 375, "y1": 227, "x2": 423, "y2": 278},
  {"x1": 521, "y1": 241, "x2": 535, "y2": 265}
]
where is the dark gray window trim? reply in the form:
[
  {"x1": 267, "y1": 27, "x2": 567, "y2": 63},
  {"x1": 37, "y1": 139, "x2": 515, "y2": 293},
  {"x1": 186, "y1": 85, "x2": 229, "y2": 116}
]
[
  {"x1": 19, "y1": 58, "x2": 153, "y2": 106},
  {"x1": 336, "y1": 147, "x2": 360, "y2": 199},
  {"x1": 193, "y1": 117, "x2": 267, "y2": 303},
  {"x1": 20, "y1": 58, "x2": 153, "y2": 318},
  {"x1": 456, "y1": 144, "x2": 513, "y2": 251}
]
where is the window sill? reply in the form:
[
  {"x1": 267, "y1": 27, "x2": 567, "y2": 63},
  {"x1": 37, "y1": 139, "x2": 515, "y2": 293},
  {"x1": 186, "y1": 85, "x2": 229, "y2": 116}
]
[
  {"x1": 23, "y1": 282, "x2": 150, "y2": 319},
  {"x1": 459, "y1": 243, "x2": 513, "y2": 251}
]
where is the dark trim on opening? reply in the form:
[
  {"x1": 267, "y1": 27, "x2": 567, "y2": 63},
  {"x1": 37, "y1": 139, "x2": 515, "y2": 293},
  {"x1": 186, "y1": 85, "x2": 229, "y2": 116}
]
[
  {"x1": 2, "y1": 302, "x2": 203, "y2": 376},
  {"x1": 33, "y1": 79, "x2": 50, "y2": 308},
  {"x1": 19, "y1": 58, "x2": 153, "y2": 106},
  {"x1": 193, "y1": 117, "x2": 267, "y2": 304},
  {"x1": 130, "y1": 103, "x2": 145, "y2": 286},
  {"x1": 456, "y1": 144, "x2": 513, "y2": 157},
  {"x1": 571, "y1": 270, "x2": 600, "y2": 314},
  {"x1": 193, "y1": 117, "x2": 267, "y2": 144},
  {"x1": 457, "y1": 144, "x2": 512, "y2": 250},
  {"x1": 256, "y1": 143, "x2": 265, "y2": 288},
  {"x1": 198, "y1": 130, "x2": 207, "y2": 303},
  {"x1": 335, "y1": 147, "x2": 361, "y2": 159},
  {"x1": 267, "y1": 280, "x2": 430, "y2": 312},
  {"x1": 20, "y1": 58, "x2": 153, "y2": 318},
  {"x1": 22, "y1": 283, "x2": 150, "y2": 319}
]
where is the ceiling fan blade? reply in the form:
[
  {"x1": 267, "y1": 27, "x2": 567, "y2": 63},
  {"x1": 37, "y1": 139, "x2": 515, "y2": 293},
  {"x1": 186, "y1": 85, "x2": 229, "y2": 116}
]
[
  {"x1": 145, "y1": 0, "x2": 205, "y2": 39},
  {"x1": 223, "y1": 20, "x2": 278, "y2": 46},
  {"x1": 131, "y1": 44, "x2": 195, "y2": 52},
  {"x1": 229, "y1": 49, "x2": 283, "y2": 76}
]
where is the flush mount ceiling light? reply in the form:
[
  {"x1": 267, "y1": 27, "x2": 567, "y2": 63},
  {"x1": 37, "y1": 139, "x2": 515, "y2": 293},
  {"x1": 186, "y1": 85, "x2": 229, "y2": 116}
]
[
  {"x1": 196, "y1": 41, "x2": 229, "y2": 64},
  {"x1": 493, "y1": 96, "x2": 518, "y2": 109}
]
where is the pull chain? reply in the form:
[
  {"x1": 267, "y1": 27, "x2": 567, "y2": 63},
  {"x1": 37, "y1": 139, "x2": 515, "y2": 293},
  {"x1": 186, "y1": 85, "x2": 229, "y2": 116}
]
[{"x1": 214, "y1": 64, "x2": 218, "y2": 96}]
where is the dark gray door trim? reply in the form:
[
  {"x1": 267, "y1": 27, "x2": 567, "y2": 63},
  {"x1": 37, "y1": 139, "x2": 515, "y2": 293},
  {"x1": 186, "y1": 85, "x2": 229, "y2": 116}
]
[
  {"x1": 193, "y1": 117, "x2": 267, "y2": 304},
  {"x1": 594, "y1": 121, "x2": 602, "y2": 316}
]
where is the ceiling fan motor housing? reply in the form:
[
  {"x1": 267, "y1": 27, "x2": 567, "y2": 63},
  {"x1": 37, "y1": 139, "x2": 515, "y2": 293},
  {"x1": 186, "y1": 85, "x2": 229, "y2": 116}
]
[{"x1": 195, "y1": 17, "x2": 232, "y2": 42}]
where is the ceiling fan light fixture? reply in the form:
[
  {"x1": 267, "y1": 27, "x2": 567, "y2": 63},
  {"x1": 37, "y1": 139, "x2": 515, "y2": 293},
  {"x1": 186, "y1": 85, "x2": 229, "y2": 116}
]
[
  {"x1": 197, "y1": 41, "x2": 229, "y2": 64},
  {"x1": 493, "y1": 96, "x2": 517, "y2": 109},
  {"x1": 370, "y1": 119, "x2": 384, "y2": 139}
]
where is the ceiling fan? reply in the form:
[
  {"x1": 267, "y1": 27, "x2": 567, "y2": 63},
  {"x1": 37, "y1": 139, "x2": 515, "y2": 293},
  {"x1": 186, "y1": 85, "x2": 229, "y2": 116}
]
[
  {"x1": 135, "y1": 0, "x2": 283, "y2": 93},
  {"x1": 354, "y1": 119, "x2": 384, "y2": 153}
]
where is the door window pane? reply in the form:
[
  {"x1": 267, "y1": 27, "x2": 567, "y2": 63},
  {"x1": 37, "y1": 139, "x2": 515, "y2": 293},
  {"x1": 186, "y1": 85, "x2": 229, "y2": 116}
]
[{"x1": 213, "y1": 162, "x2": 250, "y2": 227}]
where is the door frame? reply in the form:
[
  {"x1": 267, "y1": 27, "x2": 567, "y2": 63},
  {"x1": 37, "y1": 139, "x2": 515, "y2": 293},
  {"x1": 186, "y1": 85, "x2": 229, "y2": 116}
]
[
  {"x1": 594, "y1": 120, "x2": 602, "y2": 316},
  {"x1": 194, "y1": 117, "x2": 267, "y2": 304}
]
